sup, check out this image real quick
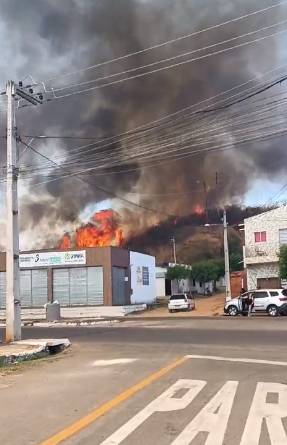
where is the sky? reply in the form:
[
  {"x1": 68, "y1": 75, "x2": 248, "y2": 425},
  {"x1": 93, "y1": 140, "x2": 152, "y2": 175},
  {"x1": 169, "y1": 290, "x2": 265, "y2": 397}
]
[{"x1": 1, "y1": 0, "x2": 287, "y2": 248}]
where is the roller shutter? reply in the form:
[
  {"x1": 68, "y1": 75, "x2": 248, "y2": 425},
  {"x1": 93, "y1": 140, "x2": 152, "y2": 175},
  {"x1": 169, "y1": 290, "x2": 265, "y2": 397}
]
[
  {"x1": 53, "y1": 267, "x2": 104, "y2": 306},
  {"x1": 32, "y1": 269, "x2": 48, "y2": 306},
  {"x1": 20, "y1": 270, "x2": 32, "y2": 307},
  {"x1": 87, "y1": 267, "x2": 103, "y2": 305},
  {"x1": 53, "y1": 269, "x2": 69, "y2": 306},
  {"x1": 70, "y1": 267, "x2": 87, "y2": 306},
  {"x1": 0, "y1": 272, "x2": 5, "y2": 309}
]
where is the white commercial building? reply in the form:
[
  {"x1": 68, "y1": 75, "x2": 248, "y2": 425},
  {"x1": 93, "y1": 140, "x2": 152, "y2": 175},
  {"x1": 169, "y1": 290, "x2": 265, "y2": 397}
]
[
  {"x1": 130, "y1": 251, "x2": 156, "y2": 305},
  {"x1": 244, "y1": 206, "x2": 287, "y2": 290}
]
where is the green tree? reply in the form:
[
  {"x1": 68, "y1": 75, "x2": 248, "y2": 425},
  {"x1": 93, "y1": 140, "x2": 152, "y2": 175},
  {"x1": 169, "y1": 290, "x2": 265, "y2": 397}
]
[
  {"x1": 166, "y1": 265, "x2": 191, "y2": 281},
  {"x1": 229, "y1": 252, "x2": 243, "y2": 272},
  {"x1": 279, "y1": 246, "x2": 287, "y2": 279},
  {"x1": 191, "y1": 259, "x2": 225, "y2": 292}
]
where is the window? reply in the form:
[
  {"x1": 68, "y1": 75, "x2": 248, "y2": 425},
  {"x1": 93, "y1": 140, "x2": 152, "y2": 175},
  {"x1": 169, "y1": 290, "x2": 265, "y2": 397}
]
[
  {"x1": 142, "y1": 266, "x2": 149, "y2": 285},
  {"x1": 170, "y1": 294, "x2": 185, "y2": 300},
  {"x1": 279, "y1": 229, "x2": 287, "y2": 245},
  {"x1": 282, "y1": 289, "x2": 287, "y2": 297},
  {"x1": 254, "y1": 231, "x2": 267, "y2": 243},
  {"x1": 270, "y1": 291, "x2": 279, "y2": 297},
  {"x1": 254, "y1": 291, "x2": 268, "y2": 299}
]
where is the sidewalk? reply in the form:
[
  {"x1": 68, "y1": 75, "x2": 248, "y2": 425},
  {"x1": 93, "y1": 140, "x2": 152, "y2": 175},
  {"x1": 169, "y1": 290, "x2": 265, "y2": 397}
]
[
  {"x1": 130, "y1": 294, "x2": 225, "y2": 318},
  {"x1": 0, "y1": 339, "x2": 70, "y2": 366}
]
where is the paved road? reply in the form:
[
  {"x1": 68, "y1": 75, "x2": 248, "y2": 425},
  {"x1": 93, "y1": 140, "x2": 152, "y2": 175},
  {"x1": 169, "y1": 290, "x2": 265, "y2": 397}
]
[{"x1": 1, "y1": 318, "x2": 287, "y2": 444}]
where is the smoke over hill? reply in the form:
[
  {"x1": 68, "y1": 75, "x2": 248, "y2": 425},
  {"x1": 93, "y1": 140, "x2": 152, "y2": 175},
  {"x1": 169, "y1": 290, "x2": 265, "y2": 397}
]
[{"x1": 0, "y1": 1, "x2": 286, "y2": 249}]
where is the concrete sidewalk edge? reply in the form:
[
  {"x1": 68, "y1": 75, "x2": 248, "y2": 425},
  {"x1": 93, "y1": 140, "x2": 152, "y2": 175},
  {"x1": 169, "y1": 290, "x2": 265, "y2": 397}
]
[{"x1": 0, "y1": 338, "x2": 70, "y2": 366}]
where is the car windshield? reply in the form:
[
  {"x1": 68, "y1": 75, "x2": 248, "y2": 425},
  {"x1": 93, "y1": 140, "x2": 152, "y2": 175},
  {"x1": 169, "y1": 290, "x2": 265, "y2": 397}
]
[{"x1": 170, "y1": 294, "x2": 186, "y2": 300}]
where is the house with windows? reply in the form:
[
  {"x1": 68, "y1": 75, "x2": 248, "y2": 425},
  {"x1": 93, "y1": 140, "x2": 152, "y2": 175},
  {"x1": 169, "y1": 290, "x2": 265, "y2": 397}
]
[{"x1": 243, "y1": 205, "x2": 287, "y2": 290}]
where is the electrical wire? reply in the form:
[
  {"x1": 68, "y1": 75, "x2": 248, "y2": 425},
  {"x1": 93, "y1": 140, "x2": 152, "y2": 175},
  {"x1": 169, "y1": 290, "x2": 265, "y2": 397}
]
[
  {"x1": 46, "y1": 28, "x2": 287, "y2": 100},
  {"x1": 49, "y1": 19, "x2": 287, "y2": 93},
  {"x1": 37, "y1": 0, "x2": 287, "y2": 85},
  {"x1": 19, "y1": 139, "x2": 176, "y2": 217}
]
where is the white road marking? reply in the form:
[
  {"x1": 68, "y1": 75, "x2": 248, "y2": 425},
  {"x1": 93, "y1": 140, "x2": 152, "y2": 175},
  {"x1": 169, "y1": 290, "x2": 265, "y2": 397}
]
[
  {"x1": 100, "y1": 379, "x2": 206, "y2": 445},
  {"x1": 240, "y1": 382, "x2": 287, "y2": 445},
  {"x1": 186, "y1": 354, "x2": 287, "y2": 367},
  {"x1": 91, "y1": 359, "x2": 138, "y2": 367},
  {"x1": 171, "y1": 381, "x2": 238, "y2": 445}
]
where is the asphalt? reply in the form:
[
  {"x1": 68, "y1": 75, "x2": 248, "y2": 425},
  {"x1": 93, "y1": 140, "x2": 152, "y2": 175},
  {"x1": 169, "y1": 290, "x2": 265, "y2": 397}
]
[{"x1": 1, "y1": 317, "x2": 287, "y2": 445}]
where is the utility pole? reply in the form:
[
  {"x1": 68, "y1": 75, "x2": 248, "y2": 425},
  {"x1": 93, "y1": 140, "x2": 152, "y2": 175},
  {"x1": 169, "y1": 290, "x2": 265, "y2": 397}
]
[
  {"x1": 6, "y1": 81, "x2": 20, "y2": 342},
  {"x1": 171, "y1": 237, "x2": 177, "y2": 264},
  {"x1": 223, "y1": 208, "x2": 231, "y2": 301},
  {"x1": 5, "y1": 80, "x2": 43, "y2": 342}
]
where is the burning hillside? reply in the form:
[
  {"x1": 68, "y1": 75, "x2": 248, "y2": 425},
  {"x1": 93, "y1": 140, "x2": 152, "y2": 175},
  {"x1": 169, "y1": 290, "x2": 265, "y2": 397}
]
[{"x1": 57, "y1": 209, "x2": 123, "y2": 249}]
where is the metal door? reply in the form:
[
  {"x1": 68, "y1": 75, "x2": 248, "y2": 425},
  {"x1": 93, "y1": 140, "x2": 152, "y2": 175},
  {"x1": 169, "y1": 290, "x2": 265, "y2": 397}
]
[
  {"x1": 0, "y1": 272, "x2": 6, "y2": 308},
  {"x1": 87, "y1": 267, "x2": 103, "y2": 305},
  {"x1": 70, "y1": 267, "x2": 87, "y2": 306},
  {"x1": 20, "y1": 270, "x2": 32, "y2": 307},
  {"x1": 257, "y1": 277, "x2": 280, "y2": 289},
  {"x1": 32, "y1": 269, "x2": 48, "y2": 306},
  {"x1": 53, "y1": 268, "x2": 70, "y2": 306},
  {"x1": 112, "y1": 267, "x2": 126, "y2": 305}
]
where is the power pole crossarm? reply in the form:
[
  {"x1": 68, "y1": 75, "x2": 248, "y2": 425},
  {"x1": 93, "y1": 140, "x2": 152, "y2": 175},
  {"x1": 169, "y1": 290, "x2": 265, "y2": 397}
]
[
  {"x1": 6, "y1": 80, "x2": 21, "y2": 342},
  {"x1": 223, "y1": 208, "x2": 231, "y2": 302}
]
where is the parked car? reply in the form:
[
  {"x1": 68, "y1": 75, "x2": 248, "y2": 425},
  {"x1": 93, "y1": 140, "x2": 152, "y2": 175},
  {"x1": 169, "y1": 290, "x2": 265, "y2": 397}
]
[
  {"x1": 168, "y1": 293, "x2": 195, "y2": 313},
  {"x1": 224, "y1": 289, "x2": 287, "y2": 317}
]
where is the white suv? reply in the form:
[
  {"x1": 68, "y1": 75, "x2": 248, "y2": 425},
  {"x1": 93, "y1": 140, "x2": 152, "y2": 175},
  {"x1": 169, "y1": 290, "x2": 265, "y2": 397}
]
[
  {"x1": 168, "y1": 293, "x2": 195, "y2": 313},
  {"x1": 224, "y1": 289, "x2": 287, "y2": 317}
]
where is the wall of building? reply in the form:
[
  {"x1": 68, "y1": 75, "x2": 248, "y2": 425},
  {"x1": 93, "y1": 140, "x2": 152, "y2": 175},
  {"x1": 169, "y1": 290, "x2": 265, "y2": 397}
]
[
  {"x1": 0, "y1": 247, "x2": 132, "y2": 307},
  {"x1": 246, "y1": 262, "x2": 279, "y2": 290},
  {"x1": 130, "y1": 251, "x2": 156, "y2": 304},
  {"x1": 244, "y1": 206, "x2": 287, "y2": 265},
  {"x1": 155, "y1": 267, "x2": 167, "y2": 297},
  {"x1": 244, "y1": 206, "x2": 287, "y2": 290}
]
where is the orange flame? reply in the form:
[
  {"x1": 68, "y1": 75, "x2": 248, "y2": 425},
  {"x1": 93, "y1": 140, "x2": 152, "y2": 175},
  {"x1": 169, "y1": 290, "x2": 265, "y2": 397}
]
[
  {"x1": 193, "y1": 204, "x2": 205, "y2": 215},
  {"x1": 57, "y1": 209, "x2": 124, "y2": 249},
  {"x1": 58, "y1": 233, "x2": 71, "y2": 250}
]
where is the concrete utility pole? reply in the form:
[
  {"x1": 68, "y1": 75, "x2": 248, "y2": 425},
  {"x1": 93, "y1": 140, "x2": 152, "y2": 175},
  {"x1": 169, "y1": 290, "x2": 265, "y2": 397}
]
[
  {"x1": 5, "y1": 80, "x2": 21, "y2": 342},
  {"x1": 5, "y1": 80, "x2": 43, "y2": 342},
  {"x1": 171, "y1": 237, "x2": 177, "y2": 264},
  {"x1": 223, "y1": 208, "x2": 231, "y2": 301}
]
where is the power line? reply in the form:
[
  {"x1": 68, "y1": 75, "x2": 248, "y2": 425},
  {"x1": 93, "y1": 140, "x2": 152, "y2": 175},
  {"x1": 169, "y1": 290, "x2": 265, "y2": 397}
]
[
  {"x1": 19, "y1": 139, "x2": 175, "y2": 217},
  {"x1": 49, "y1": 18, "x2": 287, "y2": 94},
  {"x1": 19, "y1": 75, "x2": 287, "y2": 174},
  {"x1": 36, "y1": 0, "x2": 287, "y2": 85},
  {"x1": 21, "y1": 63, "x2": 287, "y2": 148},
  {"x1": 45, "y1": 27, "x2": 287, "y2": 101}
]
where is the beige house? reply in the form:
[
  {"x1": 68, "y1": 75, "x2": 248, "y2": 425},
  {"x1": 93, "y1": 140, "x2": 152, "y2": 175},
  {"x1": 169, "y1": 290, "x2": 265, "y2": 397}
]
[{"x1": 244, "y1": 206, "x2": 287, "y2": 290}]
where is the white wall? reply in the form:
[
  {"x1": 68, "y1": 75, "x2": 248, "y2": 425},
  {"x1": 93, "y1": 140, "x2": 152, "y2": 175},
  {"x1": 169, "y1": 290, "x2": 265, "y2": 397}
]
[{"x1": 130, "y1": 251, "x2": 156, "y2": 304}]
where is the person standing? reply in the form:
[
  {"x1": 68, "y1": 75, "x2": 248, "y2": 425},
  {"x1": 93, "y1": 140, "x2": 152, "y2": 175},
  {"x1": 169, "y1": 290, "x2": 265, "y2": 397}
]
[{"x1": 247, "y1": 292, "x2": 254, "y2": 317}]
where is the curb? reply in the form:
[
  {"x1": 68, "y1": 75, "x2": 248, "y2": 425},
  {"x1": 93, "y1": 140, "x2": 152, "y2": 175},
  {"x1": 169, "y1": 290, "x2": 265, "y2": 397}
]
[
  {"x1": 0, "y1": 339, "x2": 70, "y2": 366},
  {"x1": 125, "y1": 315, "x2": 226, "y2": 321}
]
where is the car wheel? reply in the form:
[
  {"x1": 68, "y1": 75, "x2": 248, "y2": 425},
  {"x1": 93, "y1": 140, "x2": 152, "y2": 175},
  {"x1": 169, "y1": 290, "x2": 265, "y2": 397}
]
[
  {"x1": 227, "y1": 305, "x2": 238, "y2": 316},
  {"x1": 267, "y1": 305, "x2": 279, "y2": 317},
  {"x1": 169, "y1": 309, "x2": 173, "y2": 313}
]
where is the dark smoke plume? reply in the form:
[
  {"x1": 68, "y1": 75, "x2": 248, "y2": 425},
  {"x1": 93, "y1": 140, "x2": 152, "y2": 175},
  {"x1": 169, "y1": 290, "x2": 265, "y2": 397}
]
[{"x1": 0, "y1": 0, "x2": 286, "y2": 248}]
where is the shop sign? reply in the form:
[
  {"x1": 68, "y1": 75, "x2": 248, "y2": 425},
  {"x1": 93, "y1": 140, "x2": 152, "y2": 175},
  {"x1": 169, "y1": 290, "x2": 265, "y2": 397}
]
[{"x1": 20, "y1": 250, "x2": 86, "y2": 268}]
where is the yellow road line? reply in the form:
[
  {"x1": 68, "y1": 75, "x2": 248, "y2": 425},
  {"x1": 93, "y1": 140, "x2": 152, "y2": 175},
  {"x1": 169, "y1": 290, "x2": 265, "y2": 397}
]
[{"x1": 39, "y1": 356, "x2": 187, "y2": 445}]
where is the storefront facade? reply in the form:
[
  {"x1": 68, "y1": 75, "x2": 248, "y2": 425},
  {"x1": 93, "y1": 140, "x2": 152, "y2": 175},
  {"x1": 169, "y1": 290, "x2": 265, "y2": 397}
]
[{"x1": 0, "y1": 246, "x2": 132, "y2": 308}]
